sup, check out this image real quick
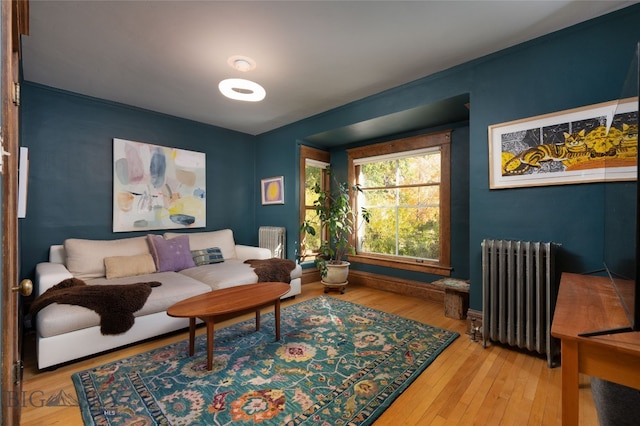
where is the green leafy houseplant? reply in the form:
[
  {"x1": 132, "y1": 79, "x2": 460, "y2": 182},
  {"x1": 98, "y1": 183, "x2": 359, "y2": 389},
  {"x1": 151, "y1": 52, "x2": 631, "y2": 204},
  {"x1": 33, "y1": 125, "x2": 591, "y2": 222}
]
[{"x1": 300, "y1": 168, "x2": 370, "y2": 280}]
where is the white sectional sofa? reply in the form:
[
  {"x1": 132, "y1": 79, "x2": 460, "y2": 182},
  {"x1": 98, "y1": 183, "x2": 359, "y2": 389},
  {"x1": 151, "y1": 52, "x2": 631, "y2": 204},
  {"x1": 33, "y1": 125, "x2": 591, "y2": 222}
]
[{"x1": 33, "y1": 229, "x2": 302, "y2": 369}]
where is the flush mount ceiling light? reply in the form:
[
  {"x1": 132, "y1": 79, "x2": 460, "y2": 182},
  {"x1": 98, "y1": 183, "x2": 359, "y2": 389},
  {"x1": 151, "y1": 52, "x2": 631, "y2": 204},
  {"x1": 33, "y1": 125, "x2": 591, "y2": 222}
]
[
  {"x1": 218, "y1": 78, "x2": 266, "y2": 102},
  {"x1": 227, "y1": 55, "x2": 257, "y2": 72}
]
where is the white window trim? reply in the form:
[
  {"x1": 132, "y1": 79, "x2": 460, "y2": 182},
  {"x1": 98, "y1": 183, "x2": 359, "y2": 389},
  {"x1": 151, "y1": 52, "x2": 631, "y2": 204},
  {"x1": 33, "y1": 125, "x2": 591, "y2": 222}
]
[
  {"x1": 353, "y1": 146, "x2": 441, "y2": 166},
  {"x1": 306, "y1": 158, "x2": 330, "y2": 169}
]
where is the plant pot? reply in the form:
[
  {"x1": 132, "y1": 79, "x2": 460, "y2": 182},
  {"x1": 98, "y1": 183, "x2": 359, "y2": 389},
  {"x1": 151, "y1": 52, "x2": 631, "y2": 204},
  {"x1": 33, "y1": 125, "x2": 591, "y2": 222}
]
[{"x1": 323, "y1": 261, "x2": 350, "y2": 284}]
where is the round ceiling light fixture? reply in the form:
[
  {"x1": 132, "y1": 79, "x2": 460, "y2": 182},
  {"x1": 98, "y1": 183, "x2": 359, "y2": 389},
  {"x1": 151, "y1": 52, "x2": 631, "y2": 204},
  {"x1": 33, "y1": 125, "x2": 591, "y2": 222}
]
[
  {"x1": 218, "y1": 78, "x2": 266, "y2": 102},
  {"x1": 227, "y1": 55, "x2": 256, "y2": 72}
]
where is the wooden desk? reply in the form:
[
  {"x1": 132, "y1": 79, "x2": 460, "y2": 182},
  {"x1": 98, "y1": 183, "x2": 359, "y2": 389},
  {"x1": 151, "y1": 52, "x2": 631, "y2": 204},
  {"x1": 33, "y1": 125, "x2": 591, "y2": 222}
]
[{"x1": 551, "y1": 273, "x2": 640, "y2": 425}]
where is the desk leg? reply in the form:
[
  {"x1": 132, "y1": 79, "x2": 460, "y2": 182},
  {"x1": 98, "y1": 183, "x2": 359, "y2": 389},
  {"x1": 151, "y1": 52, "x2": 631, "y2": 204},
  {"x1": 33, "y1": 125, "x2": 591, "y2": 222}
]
[
  {"x1": 206, "y1": 319, "x2": 214, "y2": 371},
  {"x1": 188, "y1": 318, "x2": 196, "y2": 356},
  {"x1": 275, "y1": 298, "x2": 281, "y2": 341},
  {"x1": 561, "y1": 340, "x2": 579, "y2": 426}
]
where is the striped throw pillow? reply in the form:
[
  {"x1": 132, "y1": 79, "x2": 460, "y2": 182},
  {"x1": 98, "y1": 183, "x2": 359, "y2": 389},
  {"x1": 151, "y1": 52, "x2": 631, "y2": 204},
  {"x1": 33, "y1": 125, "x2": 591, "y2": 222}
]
[{"x1": 191, "y1": 247, "x2": 225, "y2": 266}]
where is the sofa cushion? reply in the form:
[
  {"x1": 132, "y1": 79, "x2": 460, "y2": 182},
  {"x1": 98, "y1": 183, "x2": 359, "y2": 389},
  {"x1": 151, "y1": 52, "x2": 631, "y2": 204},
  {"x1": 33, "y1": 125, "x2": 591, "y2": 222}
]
[
  {"x1": 104, "y1": 254, "x2": 156, "y2": 279},
  {"x1": 191, "y1": 247, "x2": 224, "y2": 266},
  {"x1": 165, "y1": 229, "x2": 237, "y2": 259},
  {"x1": 147, "y1": 234, "x2": 195, "y2": 272},
  {"x1": 64, "y1": 237, "x2": 149, "y2": 279},
  {"x1": 36, "y1": 272, "x2": 211, "y2": 338},
  {"x1": 179, "y1": 259, "x2": 259, "y2": 290}
]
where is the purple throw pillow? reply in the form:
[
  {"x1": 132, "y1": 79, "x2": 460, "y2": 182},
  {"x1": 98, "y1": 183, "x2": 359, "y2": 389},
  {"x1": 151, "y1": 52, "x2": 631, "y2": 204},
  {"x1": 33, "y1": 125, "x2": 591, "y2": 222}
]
[{"x1": 147, "y1": 234, "x2": 196, "y2": 272}]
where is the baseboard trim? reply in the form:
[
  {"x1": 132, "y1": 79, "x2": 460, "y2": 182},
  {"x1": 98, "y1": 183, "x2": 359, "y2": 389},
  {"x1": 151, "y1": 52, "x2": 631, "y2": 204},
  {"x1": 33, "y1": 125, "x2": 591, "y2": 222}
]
[
  {"x1": 301, "y1": 268, "x2": 321, "y2": 285},
  {"x1": 347, "y1": 270, "x2": 444, "y2": 302}
]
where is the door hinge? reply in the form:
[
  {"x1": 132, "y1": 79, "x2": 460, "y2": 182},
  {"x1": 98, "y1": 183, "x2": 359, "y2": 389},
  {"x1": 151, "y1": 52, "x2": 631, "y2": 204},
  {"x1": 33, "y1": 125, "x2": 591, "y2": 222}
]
[
  {"x1": 13, "y1": 82, "x2": 20, "y2": 106},
  {"x1": 0, "y1": 130, "x2": 10, "y2": 174},
  {"x1": 13, "y1": 360, "x2": 23, "y2": 386}
]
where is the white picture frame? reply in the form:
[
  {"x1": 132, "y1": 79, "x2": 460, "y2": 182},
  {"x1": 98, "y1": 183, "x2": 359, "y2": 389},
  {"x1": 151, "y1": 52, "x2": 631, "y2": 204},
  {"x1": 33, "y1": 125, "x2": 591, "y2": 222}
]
[
  {"x1": 113, "y1": 138, "x2": 206, "y2": 232},
  {"x1": 488, "y1": 98, "x2": 638, "y2": 189},
  {"x1": 261, "y1": 176, "x2": 284, "y2": 205}
]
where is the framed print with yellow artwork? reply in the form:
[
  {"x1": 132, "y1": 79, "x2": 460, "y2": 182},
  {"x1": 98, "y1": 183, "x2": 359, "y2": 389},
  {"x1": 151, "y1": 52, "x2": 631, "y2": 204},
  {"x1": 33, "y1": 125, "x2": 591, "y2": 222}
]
[
  {"x1": 261, "y1": 176, "x2": 284, "y2": 205},
  {"x1": 488, "y1": 98, "x2": 638, "y2": 189}
]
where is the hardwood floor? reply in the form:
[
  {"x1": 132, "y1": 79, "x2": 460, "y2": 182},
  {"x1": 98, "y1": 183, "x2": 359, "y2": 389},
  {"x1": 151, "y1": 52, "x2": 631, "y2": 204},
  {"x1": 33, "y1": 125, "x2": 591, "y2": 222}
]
[{"x1": 20, "y1": 282, "x2": 598, "y2": 425}]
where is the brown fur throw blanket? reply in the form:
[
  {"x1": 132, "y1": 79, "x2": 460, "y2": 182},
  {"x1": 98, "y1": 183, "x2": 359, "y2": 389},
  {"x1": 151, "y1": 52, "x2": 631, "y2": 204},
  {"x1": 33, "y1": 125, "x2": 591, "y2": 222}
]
[
  {"x1": 244, "y1": 258, "x2": 296, "y2": 283},
  {"x1": 30, "y1": 277, "x2": 161, "y2": 335}
]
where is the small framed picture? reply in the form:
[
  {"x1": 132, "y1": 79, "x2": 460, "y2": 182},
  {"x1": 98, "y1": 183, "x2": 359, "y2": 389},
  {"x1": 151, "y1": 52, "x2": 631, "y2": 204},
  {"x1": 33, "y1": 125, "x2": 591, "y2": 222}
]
[{"x1": 261, "y1": 176, "x2": 284, "y2": 205}]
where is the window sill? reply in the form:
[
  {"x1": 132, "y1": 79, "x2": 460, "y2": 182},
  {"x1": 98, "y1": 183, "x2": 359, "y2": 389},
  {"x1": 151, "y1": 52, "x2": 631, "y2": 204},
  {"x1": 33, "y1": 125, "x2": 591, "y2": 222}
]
[{"x1": 348, "y1": 254, "x2": 452, "y2": 276}]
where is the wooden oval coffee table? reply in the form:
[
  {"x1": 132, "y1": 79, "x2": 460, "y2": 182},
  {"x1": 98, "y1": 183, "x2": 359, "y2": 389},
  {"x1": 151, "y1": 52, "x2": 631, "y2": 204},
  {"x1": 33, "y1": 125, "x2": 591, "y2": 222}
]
[{"x1": 167, "y1": 282, "x2": 291, "y2": 370}]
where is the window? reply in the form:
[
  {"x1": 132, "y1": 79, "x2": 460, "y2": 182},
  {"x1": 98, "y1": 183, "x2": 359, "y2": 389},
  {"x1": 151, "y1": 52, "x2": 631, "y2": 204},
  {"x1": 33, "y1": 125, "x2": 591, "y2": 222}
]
[
  {"x1": 299, "y1": 145, "x2": 330, "y2": 262},
  {"x1": 347, "y1": 130, "x2": 452, "y2": 275}
]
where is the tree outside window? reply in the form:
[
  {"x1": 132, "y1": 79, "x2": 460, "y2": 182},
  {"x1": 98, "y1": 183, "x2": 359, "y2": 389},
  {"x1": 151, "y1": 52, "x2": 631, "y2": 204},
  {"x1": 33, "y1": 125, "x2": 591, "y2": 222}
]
[
  {"x1": 356, "y1": 148, "x2": 441, "y2": 261},
  {"x1": 347, "y1": 130, "x2": 452, "y2": 275},
  {"x1": 299, "y1": 146, "x2": 329, "y2": 262}
]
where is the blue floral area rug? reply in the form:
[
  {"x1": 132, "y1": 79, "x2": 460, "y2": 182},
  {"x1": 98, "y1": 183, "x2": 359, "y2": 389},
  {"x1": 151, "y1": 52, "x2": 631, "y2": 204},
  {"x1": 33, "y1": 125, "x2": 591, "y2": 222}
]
[{"x1": 72, "y1": 296, "x2": 459, "y2": 425}]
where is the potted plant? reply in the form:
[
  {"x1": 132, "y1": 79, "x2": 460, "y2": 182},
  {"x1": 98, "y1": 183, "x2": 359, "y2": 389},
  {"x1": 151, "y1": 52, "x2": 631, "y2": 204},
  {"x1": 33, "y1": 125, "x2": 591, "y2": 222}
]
[{"x1": 300, "y1": 168, "x2": 370, "y2": 289}]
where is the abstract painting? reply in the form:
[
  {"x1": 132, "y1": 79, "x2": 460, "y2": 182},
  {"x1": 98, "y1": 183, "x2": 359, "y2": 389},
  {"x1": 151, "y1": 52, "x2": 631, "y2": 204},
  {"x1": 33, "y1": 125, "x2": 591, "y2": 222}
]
[
  {"x1": 113, "y1": 138, "x2": 206, "y2": 232},
  {"x1": 261, "y1": 176, "x2": 284, "y2": 205}
]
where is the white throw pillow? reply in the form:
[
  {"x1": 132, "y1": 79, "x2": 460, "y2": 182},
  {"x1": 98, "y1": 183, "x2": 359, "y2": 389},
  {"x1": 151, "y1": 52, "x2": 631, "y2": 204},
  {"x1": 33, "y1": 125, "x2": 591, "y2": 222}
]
[{"x1": 64, "y1": 236, "x2": 150, "y2": 279}]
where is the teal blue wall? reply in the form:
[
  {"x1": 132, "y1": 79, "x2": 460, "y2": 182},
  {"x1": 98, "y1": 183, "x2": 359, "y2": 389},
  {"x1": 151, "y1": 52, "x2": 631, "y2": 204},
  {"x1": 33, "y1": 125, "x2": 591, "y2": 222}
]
[
  {"x1": 19, "y1": 84, "x2": 257, "y2": 280},
  {"x1": 255, "y1": 5, "x2": 640, "y2": 310},
  {"x1": 19, "y1": 5, "x2": 640, "y2": 312}
]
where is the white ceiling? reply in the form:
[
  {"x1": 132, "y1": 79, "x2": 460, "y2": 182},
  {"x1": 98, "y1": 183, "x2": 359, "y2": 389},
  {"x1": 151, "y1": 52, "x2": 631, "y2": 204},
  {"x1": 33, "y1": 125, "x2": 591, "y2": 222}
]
[{"x1": 21, "y1": 1, "x2": 639, "y2": 136}]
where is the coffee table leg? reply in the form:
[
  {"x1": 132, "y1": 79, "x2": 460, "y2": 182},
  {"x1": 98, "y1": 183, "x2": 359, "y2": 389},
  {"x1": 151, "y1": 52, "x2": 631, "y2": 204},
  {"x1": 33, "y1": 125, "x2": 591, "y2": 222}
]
[
  {"x1": 206, "y1": 319, "x2": 214, "y2": 371},
  {"x1": 275, "y1": 298, "x2": 281, "y2": 341},
  {"x1": 255, "y1": 309, "x2": 260, "y2": 331},
  {"x1": 188, "y1": 318, "x2": 195, "y2": 356}
]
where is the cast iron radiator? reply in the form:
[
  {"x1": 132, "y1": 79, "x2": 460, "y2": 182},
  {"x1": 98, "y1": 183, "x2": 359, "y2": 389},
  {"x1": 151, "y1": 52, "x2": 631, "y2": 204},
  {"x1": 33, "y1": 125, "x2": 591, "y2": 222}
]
[
  {"x1": 481, "y1": 239, "x2": 560, "y2": 367},
  {"x1": 259, "y1": 226, "x2": 286, "y2": 258}
]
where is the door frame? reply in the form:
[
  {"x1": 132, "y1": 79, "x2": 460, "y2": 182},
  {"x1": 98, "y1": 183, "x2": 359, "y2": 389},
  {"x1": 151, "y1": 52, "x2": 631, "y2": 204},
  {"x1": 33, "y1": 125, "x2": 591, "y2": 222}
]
[{"x1": 1, "y1": 0, "x2": 28, "y2": 424}]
